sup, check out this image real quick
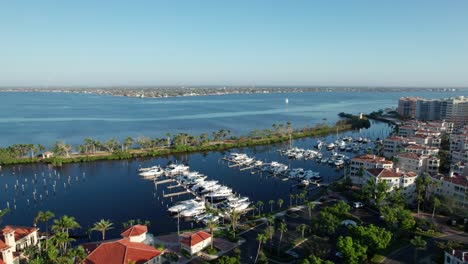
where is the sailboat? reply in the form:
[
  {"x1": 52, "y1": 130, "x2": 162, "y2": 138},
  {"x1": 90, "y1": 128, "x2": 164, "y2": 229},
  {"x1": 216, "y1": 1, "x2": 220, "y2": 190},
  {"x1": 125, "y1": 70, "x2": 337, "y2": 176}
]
[{"x1": 285, "y1": 98, "x2": 289, "y2": 104}]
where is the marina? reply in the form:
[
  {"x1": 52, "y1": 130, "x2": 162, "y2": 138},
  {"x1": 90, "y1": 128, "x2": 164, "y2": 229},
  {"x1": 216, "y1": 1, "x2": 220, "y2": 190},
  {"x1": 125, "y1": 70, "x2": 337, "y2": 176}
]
[{"x1": 0, "y1": 122, "x2": 392, "y2": 239}]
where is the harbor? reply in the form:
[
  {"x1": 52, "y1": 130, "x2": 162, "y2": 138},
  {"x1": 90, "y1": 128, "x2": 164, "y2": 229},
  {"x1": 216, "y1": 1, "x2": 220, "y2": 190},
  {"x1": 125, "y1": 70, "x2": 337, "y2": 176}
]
[{"x1": 0, "y1": 121, "x2": 392, "y2": 240}]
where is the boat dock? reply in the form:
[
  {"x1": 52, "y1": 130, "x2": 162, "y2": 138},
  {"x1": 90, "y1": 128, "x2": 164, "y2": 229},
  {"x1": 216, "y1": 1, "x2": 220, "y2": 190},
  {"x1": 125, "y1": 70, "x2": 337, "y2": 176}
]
[{"x1": 163, "y1": 190, "x2": 191, "y2": 198}]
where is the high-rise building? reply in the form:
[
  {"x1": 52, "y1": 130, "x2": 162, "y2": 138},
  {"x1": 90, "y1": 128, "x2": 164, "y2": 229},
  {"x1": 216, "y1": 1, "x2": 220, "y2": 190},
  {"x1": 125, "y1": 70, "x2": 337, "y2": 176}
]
[
  {"x1": 398, "y1": 96, "x2": 468, "y2": 124},
  {"x1": 397, "y1": 97, "x2": 418, "y2": 118}
]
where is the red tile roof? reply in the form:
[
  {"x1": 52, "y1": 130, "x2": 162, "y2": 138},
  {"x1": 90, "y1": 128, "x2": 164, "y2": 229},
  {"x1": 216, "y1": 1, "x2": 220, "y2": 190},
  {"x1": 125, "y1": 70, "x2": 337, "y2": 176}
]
[
  {"x1": 0, "y1": 239, "x2": 9, "y2": 251},
  {"x1": 367, "y1": 168, "x2": 417, "y2": 178},
  {"x1": 84, "y1": 238, "x2": 162, "y2": 264},
  {"x1": 432, "y1": 174, "x2": 468, "y2": 187},
  {"x1": 351, "y1": 154, "x2": 393, "y2": 164},
  {"x1": 0, "y1": 226, "x2": 37, "y2": 250},
  {"x1": 121, "y1": 225, "x2": 147, "y2": 238},
  {"x1": 180, "y1": 231, "x2": 211, "y2": 247}
]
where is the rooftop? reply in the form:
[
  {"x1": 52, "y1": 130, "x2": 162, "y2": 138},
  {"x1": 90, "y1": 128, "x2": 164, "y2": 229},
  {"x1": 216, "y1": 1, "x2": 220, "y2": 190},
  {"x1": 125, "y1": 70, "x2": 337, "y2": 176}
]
[
  {"x1": 367, "y1": 168, "x2": 417, "y2": 178},
  {"x1": 432, "y1": 174, "x2": 468, "y2": 187},
  {"x1": 121, "y1": 225, "x2": 147, "y2": 238},
  {"x1": 180, "y1": 231, "x2": 211, "y2": 247},
  {"x1": 84, "y1": 238, "x2": 162, "y2": 264},
  {"x1": 351, "y1": 154, "x2": 393, "y2": 164}
]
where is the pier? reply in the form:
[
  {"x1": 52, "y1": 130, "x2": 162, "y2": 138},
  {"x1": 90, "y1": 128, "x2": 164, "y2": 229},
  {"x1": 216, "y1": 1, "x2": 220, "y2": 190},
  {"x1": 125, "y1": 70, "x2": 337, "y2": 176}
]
[{"x1": 163, "y1": 190, "x2": 191, "y2": 198}]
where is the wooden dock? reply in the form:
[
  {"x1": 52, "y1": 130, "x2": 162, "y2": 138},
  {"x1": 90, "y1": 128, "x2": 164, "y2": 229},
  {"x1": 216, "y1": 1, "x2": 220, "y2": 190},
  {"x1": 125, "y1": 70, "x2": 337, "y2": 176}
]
[
  {"x1": 154, "y1": 179, "x2": 174, "y2": 185},
  {"x1": 163, "y1": 190, "x2": 191, "y2": 198}
]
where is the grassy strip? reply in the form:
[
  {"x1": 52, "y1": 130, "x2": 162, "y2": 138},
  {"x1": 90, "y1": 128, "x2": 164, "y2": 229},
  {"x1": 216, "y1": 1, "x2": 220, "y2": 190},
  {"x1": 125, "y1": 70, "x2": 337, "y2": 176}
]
[{"x1": 2, "y1": 124, "x2": 354, "y2": 166}]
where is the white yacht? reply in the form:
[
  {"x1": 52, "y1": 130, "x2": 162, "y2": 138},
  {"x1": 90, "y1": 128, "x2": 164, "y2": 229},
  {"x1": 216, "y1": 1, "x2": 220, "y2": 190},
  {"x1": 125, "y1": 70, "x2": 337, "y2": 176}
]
[
  {"x1": 165, "y1": 164, "x2": 190, "y2": 174},
  {"x1": 168, "y1": 199, "x2": 204, "y2": 213}
]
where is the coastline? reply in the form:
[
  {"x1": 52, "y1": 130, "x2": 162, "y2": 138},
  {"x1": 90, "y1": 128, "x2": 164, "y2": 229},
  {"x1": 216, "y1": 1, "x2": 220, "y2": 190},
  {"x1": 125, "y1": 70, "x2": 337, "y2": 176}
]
[
  {"x1": 1, "y1": 121, "x2": 359, "y2": 167},
  {"x1": 0, "y1": 86, "x2": 463, "y2": 100}
]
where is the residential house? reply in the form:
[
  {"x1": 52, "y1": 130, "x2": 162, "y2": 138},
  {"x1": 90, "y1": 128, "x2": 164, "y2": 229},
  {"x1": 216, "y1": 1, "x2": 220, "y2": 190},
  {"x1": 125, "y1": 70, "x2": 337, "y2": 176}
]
[
  {"x1": 0, "y1": 226, "x2": 39, "y2": 264},
  {"x1": 180, "y1": 231, "x2": 212, "y2": 255},
  {"x1": 364, "y1": 168, "x2": 418, "y2": 202},
  {"x1": 84, "y1": 225, "x2": 162, "y2": 264},
  {"x1": 348, "y1": 154, "x2": 393, "y2": 185},
  {"x1": 382, "y1": 136, "x2": 415, "y2": 158},
  {"x1": 430, "y1": 173, "x2": 468, "y2": 208},
  {"x1": 396, "y1": 153, "x2": 440, "y2": 175}
]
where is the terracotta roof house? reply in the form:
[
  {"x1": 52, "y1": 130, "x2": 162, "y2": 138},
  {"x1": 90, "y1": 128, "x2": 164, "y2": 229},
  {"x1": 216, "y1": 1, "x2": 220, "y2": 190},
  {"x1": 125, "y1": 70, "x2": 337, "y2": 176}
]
[
  {"x1": 0, "y1": 226, "x2": 39, "y2": 264},
  {"x1": 84, "y1": 225, "x2": 162, "y2": 264},
  {"x1": 180, "y1": 231, "x2": 212, "y2": 255},
  {"x1": 365, "y1": 168, "x2": 418, "y2": 201}
]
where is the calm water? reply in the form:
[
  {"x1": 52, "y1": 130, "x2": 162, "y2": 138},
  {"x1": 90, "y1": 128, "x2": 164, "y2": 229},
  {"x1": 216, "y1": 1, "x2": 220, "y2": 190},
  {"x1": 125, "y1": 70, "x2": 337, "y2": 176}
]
[
  {"x1": 0, "y1": 91, "x2": 465, "y2": 147},
  {"x1": 0, "y1": 91, "x2": 464, "y2": 240}
]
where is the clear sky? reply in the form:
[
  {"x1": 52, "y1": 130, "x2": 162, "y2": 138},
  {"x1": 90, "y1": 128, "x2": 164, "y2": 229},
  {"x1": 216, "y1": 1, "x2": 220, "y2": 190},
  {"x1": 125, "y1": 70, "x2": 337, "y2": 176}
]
[{"x1": 1, "y1": 0, "x2": 467, "y2": 87}]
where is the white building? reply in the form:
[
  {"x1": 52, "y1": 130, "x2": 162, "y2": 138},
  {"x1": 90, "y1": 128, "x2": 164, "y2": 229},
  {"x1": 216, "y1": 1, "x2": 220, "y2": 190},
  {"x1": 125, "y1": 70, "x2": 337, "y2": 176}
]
[
  {"x1": 382, "y1": 136, "x2": 415, "y2": 158},
  {"x1": 444, "y1": 249, "x2": 468, "y2": 264},
  {"x1": 0, "y1": 226, "x2": 39, "y2": 264},
  {"x1": 396, "y1": 153, "x2": 440, "y2": 175},
  {"x1": 430, "y1": 173, "x2": 468, "y2": 208},
  {"x1": 403, "y1": 144, "x2": 439, "y2": 156},
  {"x1": 180, "y1": 231, "x2": 212, "y2": 255},
  {"x1": 408, "y1": 134, "x2": 441, "y2": 148},
  {"x1": 365, "y1": 168, "x2": 418, "y2": 202},
  {"x1": 348, "y1": 154, "x2": 393, "y2": 185}
]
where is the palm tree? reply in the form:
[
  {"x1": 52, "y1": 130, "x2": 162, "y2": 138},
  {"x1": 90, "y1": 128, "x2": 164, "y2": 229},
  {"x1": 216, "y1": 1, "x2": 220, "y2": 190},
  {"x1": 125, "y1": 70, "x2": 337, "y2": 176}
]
[
  {"x1": 123, "y1": 136, "x2": 133, "y2": 151},
  {"x1": 277, "y1": 198, "x2": 284, "y2": 210},
  {"x1": 277, "y1": 221, "x2": 287, "y2": 254},
  {"x1": 296, "y1": 224, "x2": 308, "y2": 238},
  {"x1": 52, "y1": 215, "x2": 81, "y2": 235},
  {"x1": 266, "y1": 215, "x2": 274, "y2": 227},
  {"x1": 34, "y1": 211, "x2": 55, "y2": 234},
  {"x1": 68, "y1": 246, "x2": 87, "y2": 264},
  {"x1": 306, "y1": 202, "x2": 315, "y2": 219},
  {"x1": 230, "y1": 210, "x2": 240, "y2": 237},
  {"x1": 51, "y1": 231, "x2": 75, "y2": 255},
  {"x1": 269, "y1": 200, "x2": 274, "y2": 212},
  {"x1": 91, "y1": 219, "x2": 114, "y2": 240},
  {"x1": 410, "y1": 236, "x2": 427, "y2": 263},
  {"x1": 0, "y1": 208, "x2": 9, "y2": 225},
  {"x1": 432, "y1": 196, "x2": 441, "y2": 219},
  {"x1": 206, "y1": 219, "x2": 217, "y2": 249},
  {"x1": 254, "y1": 233, "x2": 267, "y2": 263},
  {"x1": 256, "y1": 201, "x2": 264, "y2": 215}
]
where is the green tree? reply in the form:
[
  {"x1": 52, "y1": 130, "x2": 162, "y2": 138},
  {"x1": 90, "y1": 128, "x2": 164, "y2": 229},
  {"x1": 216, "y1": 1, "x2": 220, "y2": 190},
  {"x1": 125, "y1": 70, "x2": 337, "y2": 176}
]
[
  {"x1": 277, "y1": 221, "x2": 287, "y2": 254},
  {"x1": 306, "y1": 201, "x2": 316, "y2": 219},
  {"x1": 206, "y1": 219, "x2": 217, "y2": 249},
  {"x1": 269, "y1": 200, "x2": 275, "y2": 212},
  {"x1": 432, "y1": 196, "x2": 441, "y2": 218},
  {"x1": 410, "y1": 236, "x2": 427, "y2": 263},
  {"x1": 34, "y1": 211, "x2": 55, "y2": 235},
  {"x1": 297, "y1": 223, "x2": 308, "y2": 238},
  {"x1": 256, "y1": 201, "x2": 264, "y2": 215},
  {"x1": 0, "y1": 208, "x2": 9, "y2": 225},
  {"x1": 277, "y1": 198, "x2": 284, "y2": 210},
  {"x1": 350, "y1": 224, "x2": 392, "y2": 256},
  {"x1": 91, "y1": 219, "x2": 114, "y2": 240},
  {"x1": 336, "y1": 236, "x2": 368, "y2": 264},
  {"x1": 230, "y1": 210, "x2": 240, "y2": 237},
  {"x1": 123, "y1": 136, "x2": 133, "y2": 151},
  {"x1": 52, "y1": 215, "x2": 81, "y2": 235},
  {"x1": 254, "y1": 233, "x2": 267, "y2": 263}
]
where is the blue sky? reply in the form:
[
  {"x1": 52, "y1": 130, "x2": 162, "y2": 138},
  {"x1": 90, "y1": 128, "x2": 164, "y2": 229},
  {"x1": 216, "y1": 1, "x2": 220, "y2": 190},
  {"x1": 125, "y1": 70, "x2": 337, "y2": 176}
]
[{"x1": 0, "y1": 1, "x2": 467, "y2": 87}]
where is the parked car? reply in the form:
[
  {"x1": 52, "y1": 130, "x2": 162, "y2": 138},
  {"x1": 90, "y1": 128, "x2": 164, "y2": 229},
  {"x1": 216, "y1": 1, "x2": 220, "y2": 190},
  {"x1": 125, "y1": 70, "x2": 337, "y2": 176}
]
[{"x1": 353, "y1": 202, "x2": 364, "y2": 208}]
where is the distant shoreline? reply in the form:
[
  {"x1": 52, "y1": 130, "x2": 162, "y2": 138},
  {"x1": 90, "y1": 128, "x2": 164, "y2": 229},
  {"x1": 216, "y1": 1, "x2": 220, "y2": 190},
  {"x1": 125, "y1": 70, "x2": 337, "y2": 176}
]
[{"x1": 0, "y1": 86, "x2": 464, "y2": 99}]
